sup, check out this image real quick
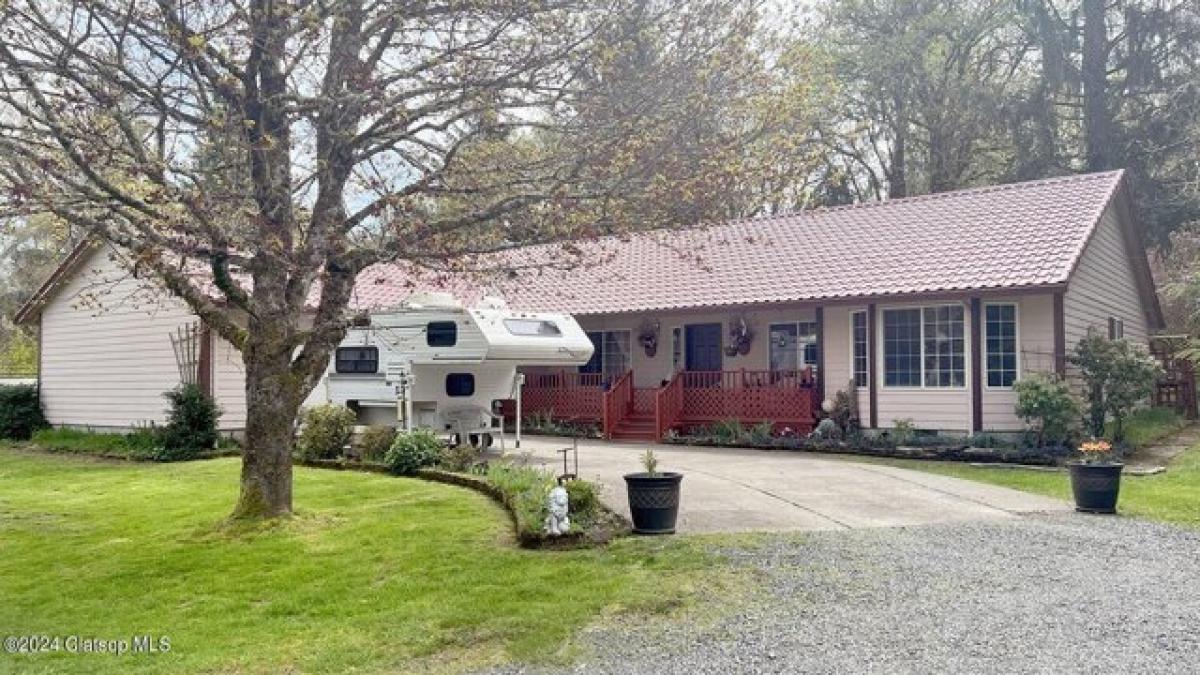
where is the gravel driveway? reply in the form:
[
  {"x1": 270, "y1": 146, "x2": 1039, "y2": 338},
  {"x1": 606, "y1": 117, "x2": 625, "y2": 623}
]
[{"x1": 502, "y1": 514, "x2": 1200, "y2": 674}]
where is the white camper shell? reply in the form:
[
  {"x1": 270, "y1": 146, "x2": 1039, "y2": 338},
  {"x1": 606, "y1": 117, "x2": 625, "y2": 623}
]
[{"x1": 316, "y1": 293, "x2": 593, "y2": 447}]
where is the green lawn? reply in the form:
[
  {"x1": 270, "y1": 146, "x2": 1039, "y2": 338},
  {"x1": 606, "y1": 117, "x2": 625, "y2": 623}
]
[
  {"x1": 0, "y1": 447, "x2": 726, "y2": 674},
  {"x1": 879, "y1": 441, "x2": 1200, "y2": 528}
]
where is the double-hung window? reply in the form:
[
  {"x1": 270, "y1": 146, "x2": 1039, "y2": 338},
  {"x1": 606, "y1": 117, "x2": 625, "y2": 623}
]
[
  {"x1": 985, "y1": 304, "x2": 1018, "y2": 387},
  {"x1": 882, "y1": 305, "x2": 965, "y2": 387}
]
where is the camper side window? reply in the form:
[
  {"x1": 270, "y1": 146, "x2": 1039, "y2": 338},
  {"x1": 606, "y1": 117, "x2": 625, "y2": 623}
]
[
  {"x1": 445, "y1": 373, "x2": 475, "y2": 397},
  {"x1": 335, "y1": 346, "x2": 378, "y2": 374},
  {"x1": 503, "y1": 318, "x2": 562, "y2": 337},
  {"x1": 427, "y1": 321, "x2": 457, "y2": 347}
]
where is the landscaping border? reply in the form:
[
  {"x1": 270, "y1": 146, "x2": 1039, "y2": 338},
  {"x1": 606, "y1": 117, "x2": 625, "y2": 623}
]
[
  {"x1": 296, "y1": 458, "x2": 630, "y2": 549},
  {"x1": 662, "y1": 436, "x2": 1072, "y2": 466}
]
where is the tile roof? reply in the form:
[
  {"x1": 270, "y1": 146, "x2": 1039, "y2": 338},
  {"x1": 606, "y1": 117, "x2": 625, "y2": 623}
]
[{"x1": 347, "y1": 170, "x2": 1128, "y2": 315}]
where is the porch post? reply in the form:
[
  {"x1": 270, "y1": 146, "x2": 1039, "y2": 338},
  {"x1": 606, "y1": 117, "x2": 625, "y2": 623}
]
[
  {"x1": 815, "y1": 306, "x2": 825, "y2": 405},
  {"x1": 970, "y1": 297, "x2": 982, "y2": 433},
  {"x1": 867, "y1": 303, "x2": 878, "y2": 429}
]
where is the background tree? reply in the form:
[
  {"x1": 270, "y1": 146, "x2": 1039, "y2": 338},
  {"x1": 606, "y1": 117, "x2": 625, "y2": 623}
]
[{"x1": 0, "y1": 0, "x2": 823, "y2": 518}]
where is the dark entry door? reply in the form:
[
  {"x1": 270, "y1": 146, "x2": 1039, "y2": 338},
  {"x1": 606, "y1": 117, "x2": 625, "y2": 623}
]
[{"x1": 685, "y1": 323, "x2": 723, "y2": 374}]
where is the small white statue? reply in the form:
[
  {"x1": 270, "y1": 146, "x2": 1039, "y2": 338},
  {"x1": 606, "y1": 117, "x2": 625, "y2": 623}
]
[{"x1": 544, "y1": 484, "x2": 570, "y2": 536}]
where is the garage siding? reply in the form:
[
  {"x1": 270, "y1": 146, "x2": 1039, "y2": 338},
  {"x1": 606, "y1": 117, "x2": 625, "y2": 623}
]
[
  {"x1": 38, "y1": 246, "x2": 248, "y2": 430},
  {"x1": 1063, "y1": 201, "x2": 1151, "y2": 358}
]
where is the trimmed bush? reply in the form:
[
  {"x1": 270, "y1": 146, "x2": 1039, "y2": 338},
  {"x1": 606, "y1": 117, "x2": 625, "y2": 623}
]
[
  {"x1": 297, "y1": 404, "x2": 356, "y2": 460},
  {"x1": 384, "y1": 429, "x2": 444, "y2": 475},
  {"x1": 1013, "y1": 373, "x2": 1079, "y2": 447},
  {"x1": 154, "y1": 384, "x2": 221, "y2": 461},
  {"x1": 357, "y1": 425, "x2": 396, "y2": 462},
  {"x1": 1071, "y1": 332, "x2": 1163, "y2": 442},
  {"x1": 0, "y1": 384, "x2": 48, "y2": 440},
  {"x1": 439, "y1": 442, "x2": 480, "y2": 472}
]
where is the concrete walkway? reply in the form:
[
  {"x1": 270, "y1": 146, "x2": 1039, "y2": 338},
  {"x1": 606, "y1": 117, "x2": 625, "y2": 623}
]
[{"x1": 510, "y1": 436, "x2": 1070, "y2": 534}]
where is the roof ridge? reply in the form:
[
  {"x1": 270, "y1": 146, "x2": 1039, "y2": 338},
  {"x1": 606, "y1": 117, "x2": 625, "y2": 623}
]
[{"x1": 750, "y1": 169, "x2": 1126, "y2": 221}]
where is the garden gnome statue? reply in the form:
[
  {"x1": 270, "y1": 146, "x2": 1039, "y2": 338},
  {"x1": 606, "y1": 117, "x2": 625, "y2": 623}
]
[{"x1": 544, "y1": 482, "x2": 570, "y2": 536}]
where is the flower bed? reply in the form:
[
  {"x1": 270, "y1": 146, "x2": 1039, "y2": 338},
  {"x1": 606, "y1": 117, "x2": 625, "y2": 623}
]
[
  {"x1": 297, "y1": 456, "x2": 628, "y2": 548},
  {"x1": 662, "y1": 424, "x2": 1074, "y2": 466}
]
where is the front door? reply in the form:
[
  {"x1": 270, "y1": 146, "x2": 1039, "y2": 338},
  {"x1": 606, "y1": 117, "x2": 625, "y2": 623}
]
[{"x1": 685, "y1": 323, "x2": 723, "y2": 380}]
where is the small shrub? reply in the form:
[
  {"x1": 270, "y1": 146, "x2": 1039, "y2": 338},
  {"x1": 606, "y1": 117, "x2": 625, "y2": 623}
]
[
  {"x1": 384, "y1": 429, "x2": 444, "y2": 475},
  {"x1": 357, "y1": 425, "x2": 396, "y2": 462},
  {"x1": 748, "y1": 421, "x2": 775, "y2": 445},
  {"x1": 830, "y1": 383, "x2": 859, "y2": 434},
  {"x1": 1013, "y1": 372, "x2": 1079, "y2": 447},
  {"x1": 810, "y1": 417, "x2": 842, "y2": 441},
  {"x1": 297, "y1": 404, "x2": 356, "y2": 460},
  {"x1": 711, "y1": 419, "x2": 746, "y2": 444},
  {"x1": 155, "y1": 384, "x2": 221, "y2": 461},
  {"x1": 563, "y1": 479, "x2": 600, "y2": 522},
  {"x1": 0, "y1": 384, "x2": 48, "y2": 440},
  {"x1": 440, "y1": 442, "x2": 480, "y2": 472},
  {"x1": 891, "y1": 418, "x2": 915, "y2": 445},
  {"x1": 640, "y1": 448, "x2": 659, "y2": 475},
  {"x1": 1071, "y1": 332, "x2": 1162, "y2": 442}
]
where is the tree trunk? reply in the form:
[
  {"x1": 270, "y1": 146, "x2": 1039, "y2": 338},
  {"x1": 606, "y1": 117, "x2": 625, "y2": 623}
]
[
  {"x1": 888, "y1": 95, "x2": 908, "y2": 199},
  {"x1": 1082, "y1": 0, "x2": 1114, "y2": 172},
  {"x1": 233, "y1": 339, "x2": 302, "y2": 519}
]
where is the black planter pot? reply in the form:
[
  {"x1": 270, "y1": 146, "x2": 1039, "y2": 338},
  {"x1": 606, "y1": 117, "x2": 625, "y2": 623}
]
[
  {"x1": 624, "y1": 472, "x2": 683, "y2": 534},
  {"x1": 1068, "y1": 462, "x2": 1123, "y2": 514}
]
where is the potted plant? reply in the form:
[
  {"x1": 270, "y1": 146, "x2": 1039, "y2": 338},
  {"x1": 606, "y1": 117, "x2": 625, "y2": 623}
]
[
  {"x1": 624, "y1": 449, "x2": 683, "y2": 534},
  {"x1": 1068, "y1": 439, "x2": 1123, "y2": 514}
]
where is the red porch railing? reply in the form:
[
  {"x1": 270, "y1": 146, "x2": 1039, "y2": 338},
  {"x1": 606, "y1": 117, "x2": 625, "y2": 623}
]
[
  {"x1": 524, "y1": 367, "x2": 817, "y2": 440},
  {"x1": 674, "y1": 368, "x2": 815, "y2": 432},
  {"x1": 601, "y1": 370, "x2": 634, "y2": 438},
  {"x1": 655, "y1": 372, "x2": 684, "y2": 439},
  {"x1": 521, "y1": 370, "x2": 606, "y2": 421}
]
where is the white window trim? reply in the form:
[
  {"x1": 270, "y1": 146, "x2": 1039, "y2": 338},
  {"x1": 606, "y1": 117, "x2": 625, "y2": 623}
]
[
  {"x1": 878, "y1": 303, "x2": 969, "y2": 391},
  {"x1": 983, "y1": 302, "x2": 1021, "y2": 391},
  {"x1": 849, "y1": 310, "x2": 869, "y2": 386}
]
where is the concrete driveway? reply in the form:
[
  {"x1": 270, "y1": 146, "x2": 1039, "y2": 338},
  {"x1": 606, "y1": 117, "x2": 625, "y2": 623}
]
[{"x1": 510, "y1": 436, "x2": 1070, "y2": 533}]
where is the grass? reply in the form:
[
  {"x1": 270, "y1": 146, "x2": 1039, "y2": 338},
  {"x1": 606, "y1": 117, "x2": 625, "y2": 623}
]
[
  {"x1": 872, "y1": 424, "x2": 1200, "y2": 529},
  {"x1": 1114, "y1": 407, "x2": 1190, "y2": 449},
  {"x1": 0, "y1": 445, "x2": 730, "y2": 674}
]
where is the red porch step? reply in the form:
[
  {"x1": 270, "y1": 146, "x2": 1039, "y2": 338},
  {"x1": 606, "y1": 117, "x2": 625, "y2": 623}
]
[{"x1": 609, "y1": 413, "x2": 659, "y2": 441}]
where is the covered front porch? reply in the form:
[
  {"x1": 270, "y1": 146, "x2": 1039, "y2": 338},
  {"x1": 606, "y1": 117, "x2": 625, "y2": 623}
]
[{"x1": 520, "y1": 367, "x2": 818, "y2": 441}]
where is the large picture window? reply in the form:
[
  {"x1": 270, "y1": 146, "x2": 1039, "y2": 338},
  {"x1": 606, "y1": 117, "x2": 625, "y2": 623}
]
[
  {"x1": 882, "y1": 305, "x2": 965, "y2": 388},
  {"x1": 335, "y1": 346, "x2": 378, "y2": 374},
  {"x1": 769, "y1": 321, "x2": 819, "y2": 375},
  {"x1": 985, "y1": 304, "x2": 1018, "y2": 387},
  {"x1": 851, "y1": 311, "x2": 868, "y2": 387},
  {"x1": 579, "y1": 330, "x2": 631, "y2": 381}
]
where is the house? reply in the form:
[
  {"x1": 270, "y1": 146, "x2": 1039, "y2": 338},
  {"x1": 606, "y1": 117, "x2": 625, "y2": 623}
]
[{"x1": 14, "y1": 170, "x2": 1163, "y2": 439}]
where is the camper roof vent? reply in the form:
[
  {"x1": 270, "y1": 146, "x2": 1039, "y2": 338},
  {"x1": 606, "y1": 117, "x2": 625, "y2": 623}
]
[{"x1": 402, "y1": 292, "x2": 461, "y2": 309}]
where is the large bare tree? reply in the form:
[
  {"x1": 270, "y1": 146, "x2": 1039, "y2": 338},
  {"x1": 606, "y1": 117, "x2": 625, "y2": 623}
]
[{"x1": 0, "y1": 0, "x2": 818, "y2": 517}]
